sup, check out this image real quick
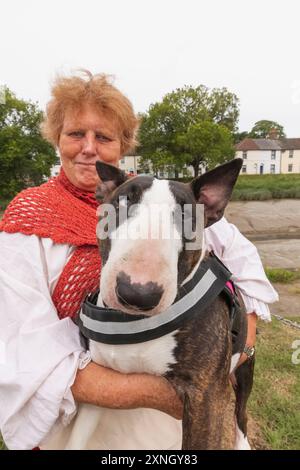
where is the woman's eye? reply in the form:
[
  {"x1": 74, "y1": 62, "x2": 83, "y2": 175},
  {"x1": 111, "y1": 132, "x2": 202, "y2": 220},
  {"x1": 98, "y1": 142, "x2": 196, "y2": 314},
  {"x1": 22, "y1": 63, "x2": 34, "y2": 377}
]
[
  {"x1": 96, "y1": 134, "x2": 112, "y2": 142},
  {"x1": 69, "y1": 131, "x2": 84, "y2": 138}
]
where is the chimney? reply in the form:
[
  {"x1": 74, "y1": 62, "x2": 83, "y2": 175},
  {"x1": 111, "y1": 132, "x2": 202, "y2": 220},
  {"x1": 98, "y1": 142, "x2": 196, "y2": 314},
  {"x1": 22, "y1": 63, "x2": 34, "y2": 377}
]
[{"x1": 267, "y1": 128, "x2": 279, "y2": 140}]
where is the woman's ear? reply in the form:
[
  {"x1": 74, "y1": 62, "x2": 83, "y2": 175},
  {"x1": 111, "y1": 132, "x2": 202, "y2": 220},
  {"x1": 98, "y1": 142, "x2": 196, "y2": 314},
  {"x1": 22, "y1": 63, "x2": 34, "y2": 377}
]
[
  {"x1": 190, "y1": 158, "x2": 243, "y2": 227},
  {"x1": 95, "y1": 161, "x2": 127, "y2": 202}
]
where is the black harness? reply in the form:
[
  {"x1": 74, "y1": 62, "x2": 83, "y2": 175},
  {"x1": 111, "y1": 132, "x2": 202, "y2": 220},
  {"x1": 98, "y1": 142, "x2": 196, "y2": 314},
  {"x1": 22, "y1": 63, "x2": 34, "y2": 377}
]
[{"x1": 78, "y1": 252, "x2": 241, "y2": 345}]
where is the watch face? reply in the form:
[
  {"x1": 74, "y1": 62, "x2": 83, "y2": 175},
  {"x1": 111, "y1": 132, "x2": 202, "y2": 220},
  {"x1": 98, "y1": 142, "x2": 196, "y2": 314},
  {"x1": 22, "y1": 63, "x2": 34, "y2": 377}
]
[{"x1": 244, "y1": 346, "x2": 255, "y2": 357}]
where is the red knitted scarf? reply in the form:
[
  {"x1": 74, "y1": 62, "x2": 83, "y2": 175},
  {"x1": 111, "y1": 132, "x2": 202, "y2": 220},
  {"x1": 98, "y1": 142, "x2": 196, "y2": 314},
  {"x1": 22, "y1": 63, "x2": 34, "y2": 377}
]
[{"x1": 0, "y1": 169, "x2": 101, "y2": 319}]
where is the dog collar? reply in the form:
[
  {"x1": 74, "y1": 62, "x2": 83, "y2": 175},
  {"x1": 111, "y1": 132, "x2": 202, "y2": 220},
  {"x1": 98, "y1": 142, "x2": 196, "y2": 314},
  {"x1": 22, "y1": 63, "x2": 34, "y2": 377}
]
[{"x1": 78, "y1": 253, "x2": 232, "y2": 345}]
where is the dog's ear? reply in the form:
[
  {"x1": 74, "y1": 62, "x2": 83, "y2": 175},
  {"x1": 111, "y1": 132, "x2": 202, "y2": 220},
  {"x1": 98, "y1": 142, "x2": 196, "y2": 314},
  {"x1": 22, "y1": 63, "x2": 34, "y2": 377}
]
[
  {"x1": 190, "y1": 158, "x2": 243, "y2": 227},
  {"x1": 95, "y1": 161, "x2": 127, "y2": 202}
]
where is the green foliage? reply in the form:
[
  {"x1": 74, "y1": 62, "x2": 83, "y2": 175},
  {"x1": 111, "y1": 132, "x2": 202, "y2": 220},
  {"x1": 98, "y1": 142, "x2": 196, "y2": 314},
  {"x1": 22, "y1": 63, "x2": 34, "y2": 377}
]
[
  {"x1": 0, "y1": 87, "x2": 57, "y2": 199},
  {"x1": 231, "y1": 174, "x2": 300, "y2": 201},
  {"x1": 249, "y1": 120, "x2": 286, "y2": 139},
  {"x1": 234, "y1": 130, "x2": 248, "y2": 143},
  {"x1": 138, "y1": 85, "x2": 239, "y2": 176},
  {"x1": 176, "y1": 120, "x2": 235, "y2": 175}
]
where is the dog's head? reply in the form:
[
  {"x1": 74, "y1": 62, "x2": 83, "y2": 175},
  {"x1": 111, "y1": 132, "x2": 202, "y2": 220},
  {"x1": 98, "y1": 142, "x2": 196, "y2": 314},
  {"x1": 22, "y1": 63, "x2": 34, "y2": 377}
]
[{"x1": 95, "y1": 158, "x2": 242, "y2": 316}]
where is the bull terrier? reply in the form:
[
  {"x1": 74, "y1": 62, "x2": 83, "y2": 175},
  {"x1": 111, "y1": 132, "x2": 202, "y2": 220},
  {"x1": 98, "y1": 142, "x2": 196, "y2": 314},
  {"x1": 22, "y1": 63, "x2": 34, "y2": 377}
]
[{"x1": 46, "y1": 158, "x2": 254, "y2": 450}]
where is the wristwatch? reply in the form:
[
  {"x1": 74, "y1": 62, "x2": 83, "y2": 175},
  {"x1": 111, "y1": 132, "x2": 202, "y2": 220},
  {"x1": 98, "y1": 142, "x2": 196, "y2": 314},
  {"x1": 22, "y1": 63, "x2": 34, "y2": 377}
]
[{"x1": 243, "y1": 345, "x2": 255, "y2": 359}]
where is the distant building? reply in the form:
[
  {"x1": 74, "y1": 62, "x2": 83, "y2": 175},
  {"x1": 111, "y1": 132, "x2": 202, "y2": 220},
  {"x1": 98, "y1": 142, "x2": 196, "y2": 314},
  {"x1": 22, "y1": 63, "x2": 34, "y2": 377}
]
[
  {"x1": 50, "y1": 163, "x2": 61, "y2": 177},
  {"x1": 119, "y1": 155, "x2": 140, "y2": 175},
  {"x1": 280, "y1": 139, "x2": 300, "y2": 174},
  {"x1": 49, "y1": 156, "x2": 207, "y2": 180},
  {"x1": 236, "y1": 137, "x2": 300, "y2": 174}
]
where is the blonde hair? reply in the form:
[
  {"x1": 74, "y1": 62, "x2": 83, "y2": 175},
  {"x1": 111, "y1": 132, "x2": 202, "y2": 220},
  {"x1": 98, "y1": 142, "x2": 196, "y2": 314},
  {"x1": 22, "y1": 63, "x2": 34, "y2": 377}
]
[{"x1": 41, "y1": 70, "x2": 139, "y2": 155}]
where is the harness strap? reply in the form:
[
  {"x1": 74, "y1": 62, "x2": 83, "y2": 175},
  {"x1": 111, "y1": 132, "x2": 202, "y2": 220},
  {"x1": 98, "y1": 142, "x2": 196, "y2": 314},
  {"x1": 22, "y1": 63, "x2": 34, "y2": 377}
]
[{"x1": 78, "y1": 253, "x2": 236, "y2": 345}]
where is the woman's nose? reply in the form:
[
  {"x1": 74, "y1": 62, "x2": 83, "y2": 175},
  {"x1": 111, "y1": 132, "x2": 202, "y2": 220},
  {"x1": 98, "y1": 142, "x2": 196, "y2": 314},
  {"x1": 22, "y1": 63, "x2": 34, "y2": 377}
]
[{"x1": 82, "y1": 135, "x2": 97, "y2": 156}]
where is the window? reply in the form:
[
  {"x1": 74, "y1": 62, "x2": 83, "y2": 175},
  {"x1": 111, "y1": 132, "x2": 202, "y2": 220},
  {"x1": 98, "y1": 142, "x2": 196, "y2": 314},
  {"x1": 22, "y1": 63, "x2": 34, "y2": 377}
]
[
  {"x1": 289, "y1": 150, "x2": 294, "y2": 158},
  {"x1": 242, "y1": 165, "x2": 247, "y2": 174},
  {"x1": 271, "y1": 150, "x2": 276, "y2": 160},
  {"x1": 270, "y1": 164, "x2": 276, "y2": 174},
  {"x1": 242, "y1": 151, "x2": 247, "y2": 160},
  {"x1": 288, "y1": 164, "x2": 293, "y2": 172}
]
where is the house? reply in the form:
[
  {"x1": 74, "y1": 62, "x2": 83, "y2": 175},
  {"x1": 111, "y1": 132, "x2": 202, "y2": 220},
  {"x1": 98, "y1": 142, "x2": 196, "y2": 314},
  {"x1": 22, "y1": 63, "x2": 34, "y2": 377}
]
[
  {"x1": 236, "y1": 137, "x2": 300, "y2": 174},
  {"x1": 236, "y1": 138, "x2": 281, "y2": 174},
  {"x1": 280, "y1": 139, "x2": 300, "y2": 174},
  {"x1": 50, "y1": 163, "x2": 61, "y2": 177},
  {"x1": 119, "y1": 155, "x2": 140, "y2": 175}
]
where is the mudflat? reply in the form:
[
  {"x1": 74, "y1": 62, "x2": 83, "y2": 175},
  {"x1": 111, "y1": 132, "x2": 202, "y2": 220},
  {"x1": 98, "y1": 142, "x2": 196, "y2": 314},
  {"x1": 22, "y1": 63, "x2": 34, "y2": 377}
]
[
  {"x1": 225, "y1": 199, "x2": 300, "y2": 270},
  {"x1": 226, "y1": 199, "x2": 300, "y2": 317}
]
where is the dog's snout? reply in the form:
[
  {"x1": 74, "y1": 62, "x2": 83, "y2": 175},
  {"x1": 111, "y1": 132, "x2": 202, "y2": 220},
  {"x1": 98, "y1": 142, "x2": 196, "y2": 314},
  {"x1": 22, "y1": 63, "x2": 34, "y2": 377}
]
[{"x1": 116, "y1": 272, "x2": 163, "y2": 311}]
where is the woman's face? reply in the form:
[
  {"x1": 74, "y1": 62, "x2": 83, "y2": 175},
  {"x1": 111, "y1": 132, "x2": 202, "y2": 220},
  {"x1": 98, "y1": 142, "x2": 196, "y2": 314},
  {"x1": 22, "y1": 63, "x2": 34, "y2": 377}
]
[{"x1": 58, "y1": 104, "x2": 122, "y2": 191}]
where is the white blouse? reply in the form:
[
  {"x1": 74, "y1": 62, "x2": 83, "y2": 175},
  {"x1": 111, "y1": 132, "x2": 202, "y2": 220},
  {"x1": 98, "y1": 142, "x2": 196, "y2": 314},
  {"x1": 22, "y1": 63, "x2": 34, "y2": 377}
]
[{"x1": 0, "y1": 217, "x2": 278, "y2": 449}]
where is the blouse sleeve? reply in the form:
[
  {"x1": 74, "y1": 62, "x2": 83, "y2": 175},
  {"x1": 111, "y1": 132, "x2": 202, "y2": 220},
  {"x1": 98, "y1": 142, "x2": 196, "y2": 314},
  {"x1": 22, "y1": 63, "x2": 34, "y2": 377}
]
[
  {"x1": 0, "y1": 232, "x2": 91, "y2": 449},
  {"x1": 204, "y1": 217, "x2": 279, "y2": 322}
]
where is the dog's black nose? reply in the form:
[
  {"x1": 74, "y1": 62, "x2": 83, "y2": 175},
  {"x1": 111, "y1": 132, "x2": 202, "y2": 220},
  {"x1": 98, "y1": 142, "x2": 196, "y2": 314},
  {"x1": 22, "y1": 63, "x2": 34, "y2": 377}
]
[{"x1": 116, "y1": 272, "x2": 163, "y2": 311}]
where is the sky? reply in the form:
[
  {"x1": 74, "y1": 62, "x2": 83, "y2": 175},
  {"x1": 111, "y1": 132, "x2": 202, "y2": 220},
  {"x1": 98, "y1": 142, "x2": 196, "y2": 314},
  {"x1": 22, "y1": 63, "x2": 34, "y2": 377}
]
[{"x1": 1, "y1": 0, "x2": 300, "y2": 136}]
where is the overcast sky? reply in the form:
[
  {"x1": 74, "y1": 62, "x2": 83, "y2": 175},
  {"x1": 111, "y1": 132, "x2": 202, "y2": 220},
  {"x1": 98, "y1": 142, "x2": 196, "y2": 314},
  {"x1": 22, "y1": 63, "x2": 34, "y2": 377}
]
[{"x1": 1, "y1": 0, "x2": 300, "y2": 136}]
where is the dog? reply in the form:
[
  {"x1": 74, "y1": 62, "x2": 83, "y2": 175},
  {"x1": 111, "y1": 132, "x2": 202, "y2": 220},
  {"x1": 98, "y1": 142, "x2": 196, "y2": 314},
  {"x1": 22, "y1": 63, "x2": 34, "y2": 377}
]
[{"x1": 44, "y1": 158, "x2": 254, "y2": 450}]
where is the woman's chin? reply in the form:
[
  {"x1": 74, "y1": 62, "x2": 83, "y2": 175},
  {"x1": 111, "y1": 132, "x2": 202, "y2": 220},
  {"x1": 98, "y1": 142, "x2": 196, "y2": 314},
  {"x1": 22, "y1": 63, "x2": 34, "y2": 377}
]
[{"x1": 75, "y1": 172, "x2": 98, "y2": 192}]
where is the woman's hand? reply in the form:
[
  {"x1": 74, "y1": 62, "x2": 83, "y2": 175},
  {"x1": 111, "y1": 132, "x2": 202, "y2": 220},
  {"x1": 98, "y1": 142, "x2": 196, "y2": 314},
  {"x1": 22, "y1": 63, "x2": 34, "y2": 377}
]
[{"x1": 71, "y1": 362, "x2": 183, "y2": 420}]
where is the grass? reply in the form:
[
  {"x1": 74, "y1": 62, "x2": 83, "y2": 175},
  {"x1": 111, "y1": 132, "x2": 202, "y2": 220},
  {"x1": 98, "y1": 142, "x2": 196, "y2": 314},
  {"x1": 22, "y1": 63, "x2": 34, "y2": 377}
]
[
  {"x1": 265, "y1": 268, "x2": 300, "y2": 284},
  {"x1": 232, "y1": 174, "x2": 300, "y2": 201},
  {"x1": 249, "y1": 316, "x2": 300, "y2": 450},
  {"x1": 0, "y1": 438, "x2": 6, "y2": 451}
]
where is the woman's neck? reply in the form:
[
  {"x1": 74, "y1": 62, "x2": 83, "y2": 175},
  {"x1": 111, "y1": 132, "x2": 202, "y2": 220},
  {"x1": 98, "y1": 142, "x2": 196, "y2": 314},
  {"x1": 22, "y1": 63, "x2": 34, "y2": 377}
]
[{"x1": 56, "y1": 167, "x2": 99, "y2": 209}]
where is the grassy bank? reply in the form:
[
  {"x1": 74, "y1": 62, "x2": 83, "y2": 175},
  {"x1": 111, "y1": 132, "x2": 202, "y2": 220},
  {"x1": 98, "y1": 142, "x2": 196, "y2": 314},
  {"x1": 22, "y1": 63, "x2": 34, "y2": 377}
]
[
  {"x1": 232, "y1": 174, "x2": 300, "y2": 201},
  {"x1": 265, "y1": 268, "x2": 300, "y2": 284},
  {"x1": 249, "y1": 316, "x2": 300, "y2": 449}
]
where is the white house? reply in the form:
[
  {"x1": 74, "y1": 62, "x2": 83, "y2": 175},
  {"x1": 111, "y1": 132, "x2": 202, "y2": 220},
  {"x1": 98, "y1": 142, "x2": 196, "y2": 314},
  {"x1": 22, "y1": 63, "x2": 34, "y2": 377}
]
[
  {"x1": 235, "y1": 138, "x2": 282, "y2": 174},
  {"x1": 236, "y1": 137, "x2": 300, "y2": 174},
  {"x1": 119, "y1": 155, "x2": 140, "y2": 175},
  {"x1": 280, "y1": 139, "x2": 300, "y2": 174}
]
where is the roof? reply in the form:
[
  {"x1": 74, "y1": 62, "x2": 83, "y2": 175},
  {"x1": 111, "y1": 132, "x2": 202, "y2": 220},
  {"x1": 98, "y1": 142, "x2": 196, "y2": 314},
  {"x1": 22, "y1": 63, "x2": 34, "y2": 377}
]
[
  {"x1": 236, "y1": 138, "x2": 282, "y2": 151},
  {"x1": 236, "y1": 137, "x2": 300, "y2": 151},
  {"x1": 279, "y1": 138, "x2": 300, "y2": 150}
]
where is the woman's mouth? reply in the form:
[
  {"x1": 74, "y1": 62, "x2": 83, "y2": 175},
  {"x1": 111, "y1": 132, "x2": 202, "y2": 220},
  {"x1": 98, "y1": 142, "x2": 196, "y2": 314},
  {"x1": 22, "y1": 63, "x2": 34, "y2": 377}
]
[{"x1": 75, "y1": 162, "x2": 96, "y2": 166}]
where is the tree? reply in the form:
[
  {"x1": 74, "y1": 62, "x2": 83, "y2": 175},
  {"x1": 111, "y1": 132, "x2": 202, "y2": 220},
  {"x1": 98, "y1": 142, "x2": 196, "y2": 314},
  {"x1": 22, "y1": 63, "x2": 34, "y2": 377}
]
[
  {"x1": 0, "y1": 87, "x2": 57, "y2": 199},
  {"x1": 234, "y1": 130, "x2": 248, "y2": 143},
  {"x1": 138, "y1": 85, "x2": 239, "y2": 176},
  {"x1": 249, "y1": 120, "x2": 286, "y2": 139},
  {"x1": 176, "y1": 121, "x2": 235, "y2": 176}
]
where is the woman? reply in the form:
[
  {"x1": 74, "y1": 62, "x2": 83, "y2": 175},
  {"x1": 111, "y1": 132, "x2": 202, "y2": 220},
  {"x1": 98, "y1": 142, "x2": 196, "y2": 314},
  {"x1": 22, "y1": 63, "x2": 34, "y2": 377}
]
[{"x1": 0, "y1": 71, "x2": 278, "y2": 450}]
